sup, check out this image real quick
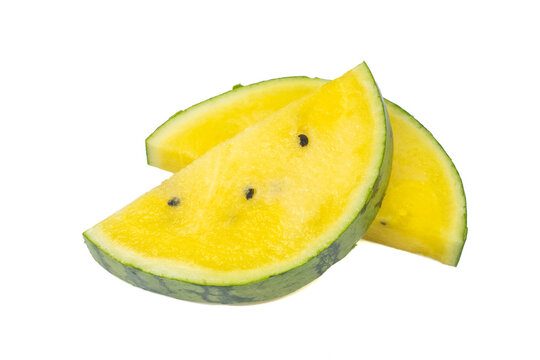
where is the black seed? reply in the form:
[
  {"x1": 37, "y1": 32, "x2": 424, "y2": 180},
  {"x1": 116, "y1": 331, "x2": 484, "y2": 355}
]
[
  {"x1": 298, "y1": 134, "x2": 309, "y2": 147},
  {"x1": 167, "y1": 197, "x2": 180, "y2": 207},
  {"x1": 245, "y1": 188, "x2": 255, "y2": 200},
  {"x1": 380, "y1": 221, "x2": 387, "y2": 226}
]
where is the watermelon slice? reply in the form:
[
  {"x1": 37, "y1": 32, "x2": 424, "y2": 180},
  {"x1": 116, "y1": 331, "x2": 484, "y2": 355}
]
[{"x1": 84, "y1": 63, "x2": 392, "y2": 303}]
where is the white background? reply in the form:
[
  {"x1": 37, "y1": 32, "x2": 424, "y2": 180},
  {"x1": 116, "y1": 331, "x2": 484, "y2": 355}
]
[{"x1": 1, "y1": 1, "x2": 539, "y2": 359}]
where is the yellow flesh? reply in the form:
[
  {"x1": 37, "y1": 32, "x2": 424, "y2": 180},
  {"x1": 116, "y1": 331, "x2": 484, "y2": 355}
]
[
  {"x1": 147, "y1": 79, "x2": 465, "y2": 266},
  {"x1": 86, "y1": 65, "x2": 386, "y2": 284},
  {"x1": 364, "y1": 102, "x2": 465, "y2": 265},
  {"x1": 147, "y1": 78, "x2": 327, "y2": 172}
]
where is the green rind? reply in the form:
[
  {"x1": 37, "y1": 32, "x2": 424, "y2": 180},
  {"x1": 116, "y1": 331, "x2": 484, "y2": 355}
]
[
  {"x1": 86, "y1": 65, "x2": 393, "y2": 304},
  {"x1": 145, "y1": 76, "x2": 327, "y2": 167},
  {"x1": 384, "y1": 100, "x2": 467, "y2": 266}
]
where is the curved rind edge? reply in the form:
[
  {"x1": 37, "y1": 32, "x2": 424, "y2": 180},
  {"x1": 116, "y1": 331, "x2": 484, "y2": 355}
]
[
  {"x1": 384, "y1": 100, "x2": 467, "y2": 266},
  {"x1": 145, "y1": 76, "x2": 328, "y2": 167},
  {"x1": 85, "y1": 66, "x2": 393, "y2": 304}
]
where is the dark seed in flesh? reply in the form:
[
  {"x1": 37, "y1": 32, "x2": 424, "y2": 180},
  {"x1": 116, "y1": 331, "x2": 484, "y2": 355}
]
[
  {"x1": 167, "y1": 197, "x2": 180, "y2": 207},
  {"x1": 245, "y1": 188, "x2": 255, "y2": 200},
  {"x1": 298, "y1": 134, "x2": 309, "y2": 147},
  {"x1": 380, "y1": 221, "x2": 387, "y2": 226}
]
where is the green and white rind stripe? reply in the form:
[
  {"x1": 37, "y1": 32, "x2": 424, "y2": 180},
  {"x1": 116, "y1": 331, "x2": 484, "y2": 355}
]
[
  {"x1": 84, "y1": 136, "x2": 391, "y2": 304},
  {"x1": 384, "y1": 100, "x2": 467, "y2": 266},
  {"x1": 84, "y1": 66, "x2": 393, "y2": 304},
  {"x1": 84, "y1": 179, "x2": 383, "y2": 305}
]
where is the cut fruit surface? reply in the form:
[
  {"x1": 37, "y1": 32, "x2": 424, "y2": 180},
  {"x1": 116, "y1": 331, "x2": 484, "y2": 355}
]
[
  {"x1": 364, "y1": 101, "x2": 466, "y2": 265},
  {"x1": 146, "y1": 77, "x2": 467, "y2": 266},
  {"x1": 84, "y1": 63, "x2": 392, "y2": 303},
  {"x1": 146, "y1": 77, "x2": 327, "y2": 172}
]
